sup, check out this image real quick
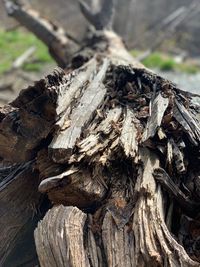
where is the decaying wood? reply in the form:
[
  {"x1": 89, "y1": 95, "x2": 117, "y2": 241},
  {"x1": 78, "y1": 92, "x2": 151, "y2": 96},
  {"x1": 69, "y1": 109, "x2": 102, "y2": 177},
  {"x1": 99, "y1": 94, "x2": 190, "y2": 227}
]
[
  {"x1": 2, "y1": 0, "x2": 200, "y2": 266},
  {"x1": 41, "y1": 167, "x2": 107, "y2": 209},
  {"x1": 142, "y1": 92, "x2": 169, "y2": 142},
  {"x1": 1, "y1": 59, "x2": 199, "y2": 266},
  {"x1": 77, "y1": 107, "x2": 122, "y2": 161},
  {"x1": 120, "y1": 108, "x2": 139, "y2": 160},
  {"x1": 34, "y1": 205, "x2": 88, "y2": 267},
  {"x1": 0, "y1": 161, "x2": 41, "y2": 266},
  {"x1": 49, "y1": 58, "x2": 109, "y2": 163},
  {"x1": 153, "y1": 167, "x2": 200, "y2": 216},
  {"x1": 0, "y1": 68, "x2": 67, "y2": 162},
  {"x1": 173, "y1": 99, "x2": 200, "y2": 146},
  {"x1": 131, "y1": 148, "x2": 198, "y2": 266}
]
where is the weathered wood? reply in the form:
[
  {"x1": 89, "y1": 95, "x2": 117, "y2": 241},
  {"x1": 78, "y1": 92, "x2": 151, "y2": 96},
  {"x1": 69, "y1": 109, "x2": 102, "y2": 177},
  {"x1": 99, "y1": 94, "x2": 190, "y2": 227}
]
[
  {"x1": 49, "y1": 58, "x2": 109, "y2": 163},
  {"x1": 154, "y1": 168, "x2": 200, "y2": 215},
  {"x1": 142, "y1": 92, "x2": 169, "y2": 142},
  {"x1": 132, "y1": 148, "x2": 198, "y2": 266},
  {"x1": 0, "y1": 68, "x2": 65, "y2": 162},
  {"x1": 0, "y1": 161, "x2": 41, "y2": 266},
  {"x1": 120, "y1": 108, "x2": 139, "y2": 161},
  {"x1": 55, "y1": 57, "x2": 98, "y2": 118},
  {"x1": 0, "y1": 60, "x2": 199, "y2": 266},
  {"x1": 173, "y1": 98, "x2": 200, "y2": 145},
  {"x1": 102, "y1": 211, "x2": 135, "y2": 267},
  {"x1": 169, "y1": 138, "x2": 186, "y2": 174},
  {"x1": 1, "y1": 1, "x2": 200, "y2": 266},
  {"x1": 34, "y1": 205, "x2": 89, "y2": 267},
  {"x1": 43, "y1": 169, "x2": 107, "y2": 208},
  {"x1": 77, "y1": 107, "x2": 122, "y2": 158},
  {"x1": 87, "y1": 224, "x2": 100, "y2": 267},
  {"x1": 38, "y1": 168, "x2": 78, "y2": 193}
]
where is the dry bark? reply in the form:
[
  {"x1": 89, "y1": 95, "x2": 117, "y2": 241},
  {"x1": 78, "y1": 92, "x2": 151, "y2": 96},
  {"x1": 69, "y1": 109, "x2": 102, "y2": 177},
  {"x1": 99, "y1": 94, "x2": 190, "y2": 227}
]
[{"x1": 1, "y1": 0, "x2": 200, "y2": 266}]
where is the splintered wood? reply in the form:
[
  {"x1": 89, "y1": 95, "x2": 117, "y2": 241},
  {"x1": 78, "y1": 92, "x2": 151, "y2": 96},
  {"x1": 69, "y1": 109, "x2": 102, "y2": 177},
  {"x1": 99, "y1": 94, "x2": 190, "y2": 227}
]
[
  {"x1": 36, "y1": 62, "x2": 199, "y2": 266},
  {"x1": 120, "y1": 108, "x2": 139, "y2": 160},
  {"x1": 0, "y1": 161, "x2": 41, "y2": 266},
  {"x1": 142, "y1": 92, "x2": 169, "y2": 141},
  {"x1": 50, "y1": 58, "x2": 109, "y2": 163},
  {"x1": 34, "y1": 206, "x2": 88, "y2": 267},
  {"x1": 0, "y1": 56, "x2": 199, "y2": 266},
  {"x1": 0, "y1": 33, "x2": 200, "y2": 267},
  {"x1": 2, "y1": 0, "x2": 200, "y2": 266}
]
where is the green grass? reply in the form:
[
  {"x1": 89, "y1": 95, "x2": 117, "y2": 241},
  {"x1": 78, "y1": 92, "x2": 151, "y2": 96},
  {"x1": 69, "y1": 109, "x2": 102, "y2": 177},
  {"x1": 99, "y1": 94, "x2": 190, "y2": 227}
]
[
  {"x1": 176, "y1": 64, "x2": 200, "y2": 74},
  {"x1": 1, "y1": 29, "x2": 199, "y2": 75},
  {"x1": 130, "y1": 49, "x2": 142, "y2": 58},
  {"x1": 0, "y1": 28, "x2": 54, "y2": 74},
  {"x1": 131, "y1": 50, "x2": 200, "y2": 74},
  {"x1": 142, "y1": 53, "x2": 176, "y2": 71}
]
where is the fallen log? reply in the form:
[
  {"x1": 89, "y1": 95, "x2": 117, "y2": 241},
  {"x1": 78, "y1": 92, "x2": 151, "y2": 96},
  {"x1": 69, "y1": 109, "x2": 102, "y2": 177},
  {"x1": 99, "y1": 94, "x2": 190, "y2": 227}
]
[{"x1": 1, "y1": 0, "x2": 200, "y2": 266}]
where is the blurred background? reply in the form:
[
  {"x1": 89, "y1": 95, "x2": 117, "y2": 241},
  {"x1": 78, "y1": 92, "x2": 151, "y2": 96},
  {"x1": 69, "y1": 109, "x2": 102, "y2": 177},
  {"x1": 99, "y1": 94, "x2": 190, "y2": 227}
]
[{"x1": 0, "y1": 0, "x2": 200, "y2": 105}]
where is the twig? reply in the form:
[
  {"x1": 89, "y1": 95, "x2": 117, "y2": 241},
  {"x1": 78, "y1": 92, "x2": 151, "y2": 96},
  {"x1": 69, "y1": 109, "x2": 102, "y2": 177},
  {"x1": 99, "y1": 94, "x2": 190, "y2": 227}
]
[{"x1": 12, "y1": 46, "x2": 36, "y2": 69}]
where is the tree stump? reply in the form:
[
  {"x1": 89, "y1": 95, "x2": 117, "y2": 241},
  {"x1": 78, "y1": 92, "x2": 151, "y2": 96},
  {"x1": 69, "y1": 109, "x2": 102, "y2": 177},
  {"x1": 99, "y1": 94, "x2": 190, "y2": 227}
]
[{"x1": 1, "y1": 0, "x2": 200, "y2": 266}]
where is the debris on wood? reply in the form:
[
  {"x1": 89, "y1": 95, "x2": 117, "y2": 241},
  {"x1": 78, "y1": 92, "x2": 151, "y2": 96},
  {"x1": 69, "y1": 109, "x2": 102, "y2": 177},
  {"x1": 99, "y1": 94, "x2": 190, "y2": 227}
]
[{"x1": 1, "y1": 0, "x2": 200, "y2": 266}]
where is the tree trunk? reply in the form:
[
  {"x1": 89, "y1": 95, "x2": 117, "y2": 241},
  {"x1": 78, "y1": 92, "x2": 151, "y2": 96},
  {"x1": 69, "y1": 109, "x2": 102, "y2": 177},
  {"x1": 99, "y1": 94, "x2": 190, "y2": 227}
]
[{"x1": 1, "y1": 1, "x2": 200, "y2": 266}]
